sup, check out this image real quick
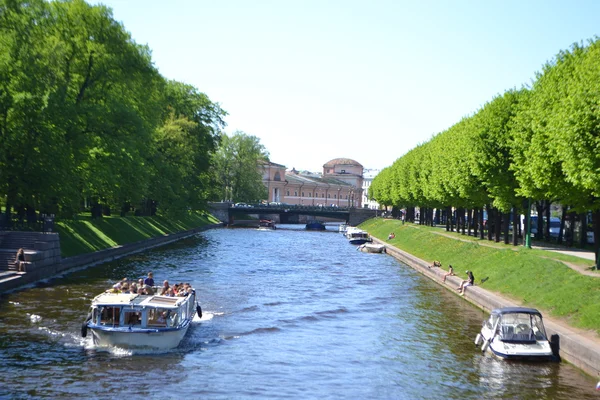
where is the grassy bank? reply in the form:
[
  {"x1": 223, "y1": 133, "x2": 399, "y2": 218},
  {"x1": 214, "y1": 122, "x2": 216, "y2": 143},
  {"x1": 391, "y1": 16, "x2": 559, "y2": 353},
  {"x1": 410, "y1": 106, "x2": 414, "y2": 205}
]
[
  {"x1": 56, "y1": 211, "x2": 221, "y2": 258},
  {"x1": 359, "y1": 218, "x2": 600, "y2": 336}
]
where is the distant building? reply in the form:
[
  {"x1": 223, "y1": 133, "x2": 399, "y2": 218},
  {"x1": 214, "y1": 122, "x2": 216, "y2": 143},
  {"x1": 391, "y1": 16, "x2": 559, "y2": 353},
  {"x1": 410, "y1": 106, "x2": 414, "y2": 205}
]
[
  {"x1": 362, "y1": 169, "x2": 381, "y2": 209},
  {"x1": 261, "y1": 158, "x2": 364, "y2": 207}
]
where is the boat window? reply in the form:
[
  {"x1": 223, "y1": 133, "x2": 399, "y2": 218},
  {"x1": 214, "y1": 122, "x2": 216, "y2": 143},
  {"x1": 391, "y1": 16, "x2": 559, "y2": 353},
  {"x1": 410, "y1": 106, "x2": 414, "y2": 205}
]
[
  {"x1": 486, "y1": 314, "x2": 498, "y2": 330},
  {"x1": 531, "y1": 315, "x2": 547, "y2": 339},
  {"x1": 147, "y1": 308, "x2": 170, "y2": 327},
  {"x1": 124, "y1": 311, "x2": 142, "y2": 326},
  {"x1": 100, "y1": 307, "x2": 121, "y2": 326},
  {"x1": 169, "y1": 311, "x2": 179, "y2": 326}
]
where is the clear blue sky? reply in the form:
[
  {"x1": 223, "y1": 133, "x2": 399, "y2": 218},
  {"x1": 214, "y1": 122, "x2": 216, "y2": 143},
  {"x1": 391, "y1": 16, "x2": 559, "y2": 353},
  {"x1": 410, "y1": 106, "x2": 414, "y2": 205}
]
[{"x1": 92, "y1": 0, "x2": 600, "y2": 172}]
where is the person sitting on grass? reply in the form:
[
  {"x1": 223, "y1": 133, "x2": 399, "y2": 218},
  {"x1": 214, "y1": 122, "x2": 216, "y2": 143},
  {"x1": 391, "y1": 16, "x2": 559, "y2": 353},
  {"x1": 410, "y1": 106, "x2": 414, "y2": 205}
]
[
  {"x1": 442, "y1": 264, "x2": 455, "y2": 283},
  {"x1": 457, "y1": 270, "x2": 475, "y2": 295}
]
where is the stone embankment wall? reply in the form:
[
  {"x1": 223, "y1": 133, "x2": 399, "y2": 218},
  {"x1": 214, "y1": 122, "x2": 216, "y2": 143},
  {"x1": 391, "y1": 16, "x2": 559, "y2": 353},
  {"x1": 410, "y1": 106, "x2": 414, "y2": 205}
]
[
  {"x1": 0, "y1": 223, "x2": 223, "y2": 294},
  {"x1": 373, "y1": 237, "x2": 600, "y2": 379}
]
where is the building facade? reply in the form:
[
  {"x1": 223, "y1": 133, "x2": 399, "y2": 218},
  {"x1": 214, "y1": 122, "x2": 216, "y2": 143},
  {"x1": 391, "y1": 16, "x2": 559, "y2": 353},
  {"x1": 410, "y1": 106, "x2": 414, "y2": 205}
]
[
  {"x1": 261, "y1": 158, "x2": 364, "y2": 208},
  {"x1": 362, "y1": 168, "x2": 381, "y2": 209}
]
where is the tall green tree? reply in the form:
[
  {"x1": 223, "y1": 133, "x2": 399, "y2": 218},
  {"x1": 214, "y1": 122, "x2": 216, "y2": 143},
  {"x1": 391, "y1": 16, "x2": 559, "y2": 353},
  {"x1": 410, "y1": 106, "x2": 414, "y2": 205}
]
[{"x1": 212, "y1": 131, "x2": 268, "y2": 203}]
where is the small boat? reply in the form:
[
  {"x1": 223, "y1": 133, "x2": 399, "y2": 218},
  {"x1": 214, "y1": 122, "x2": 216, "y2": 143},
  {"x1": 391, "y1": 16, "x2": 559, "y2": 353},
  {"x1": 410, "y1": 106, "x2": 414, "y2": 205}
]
[
  {"x1": 81, "y1": 288, "x2": 200, "y2": 350},
  {"x1": 338, "y1": 223, "x2": 348, "y2": 234},
  {"x1": 357, "y1": 243, "x2": 386, "y2": 253},
  {"x1": 306, "y1": 220, "x2": 326, "y2": 230},
  {"x1": 347, "y1": 230, "x2": 372, "y2": 245},
  {"x1": 474, "y1": 307, "x2": 555, "y2": 361},
  {"x1": 258, "y1": 219, "x2": 276, "y2": 230}
]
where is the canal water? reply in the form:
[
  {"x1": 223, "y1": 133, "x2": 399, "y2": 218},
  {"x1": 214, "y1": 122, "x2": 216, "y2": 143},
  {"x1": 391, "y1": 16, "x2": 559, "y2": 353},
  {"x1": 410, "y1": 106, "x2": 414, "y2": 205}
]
[{"x1": 0, "y1": 225, "x2": 597, "y2": 399}]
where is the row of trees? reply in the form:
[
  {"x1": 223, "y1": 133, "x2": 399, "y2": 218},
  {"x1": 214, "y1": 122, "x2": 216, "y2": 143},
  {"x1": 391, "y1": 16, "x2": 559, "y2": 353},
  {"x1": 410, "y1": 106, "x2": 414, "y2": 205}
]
[
  {"x1": 0, "y1": 0, "x2": 267, "y2": 224},
  {"x1": 369, "y1": 38, "x2": 600, "y2": 260}
]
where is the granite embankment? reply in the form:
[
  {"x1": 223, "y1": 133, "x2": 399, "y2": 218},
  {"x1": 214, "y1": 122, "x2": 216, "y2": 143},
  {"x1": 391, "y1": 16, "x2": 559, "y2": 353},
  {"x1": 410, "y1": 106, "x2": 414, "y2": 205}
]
[
  {"x1": 373, "y1": 236, "x2": 600, "y2": 378},
  {"x1": 0, "y1": 223, "x2": 223, "y2": 294}
]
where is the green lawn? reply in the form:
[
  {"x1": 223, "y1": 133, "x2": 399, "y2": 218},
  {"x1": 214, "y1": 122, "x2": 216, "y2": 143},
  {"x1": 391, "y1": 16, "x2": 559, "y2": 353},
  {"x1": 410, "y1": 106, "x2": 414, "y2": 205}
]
[
  {"x1": 56, "y1": 211, "x2": 220, "y2": 258},
  {"x1": 359, "y1": 218, "x2": 600, "y2": 335}
]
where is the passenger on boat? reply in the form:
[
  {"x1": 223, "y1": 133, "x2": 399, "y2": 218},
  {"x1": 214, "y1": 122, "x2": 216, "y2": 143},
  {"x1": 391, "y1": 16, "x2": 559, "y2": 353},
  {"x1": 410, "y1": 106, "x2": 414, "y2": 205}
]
[
  {"x1": 144, "y1": 272, "x2": 155, "y2": 287},
  {"x1": 144, "y1": 285, "x2": 155, "y2": 295},
  {"x1": 129, "y1": 283, "x2": 138, "y2": 294},
  {"x1": 112, "y1": 278, "x2": 128, "y2": 291},
  {"x1": 162, "y1": 280, "x2": 169, "y2": 292},
  {"x1": 138, "y1": 278, "x2": 144, "y2": 288},
  {"x1": 457, "y1": 270, "x2": 475, "y2": 295}
]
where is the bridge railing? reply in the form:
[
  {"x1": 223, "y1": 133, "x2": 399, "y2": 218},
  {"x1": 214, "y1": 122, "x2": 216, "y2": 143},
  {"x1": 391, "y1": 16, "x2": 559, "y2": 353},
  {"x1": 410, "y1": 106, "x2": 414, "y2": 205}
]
[{"x1": 230, "y1": 203, "x2": 350, "y2": 212}]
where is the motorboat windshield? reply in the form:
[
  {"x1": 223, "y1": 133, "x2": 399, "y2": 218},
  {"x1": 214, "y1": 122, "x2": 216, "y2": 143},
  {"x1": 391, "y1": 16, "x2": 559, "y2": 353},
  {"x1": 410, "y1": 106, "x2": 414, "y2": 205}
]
[{"x1": 492, "y1": 310, "x2": 548, "y2": 344}]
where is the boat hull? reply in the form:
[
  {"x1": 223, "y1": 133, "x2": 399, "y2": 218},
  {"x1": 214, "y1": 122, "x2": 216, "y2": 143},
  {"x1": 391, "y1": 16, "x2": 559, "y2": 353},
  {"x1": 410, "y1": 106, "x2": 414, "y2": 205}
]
[
  {"x1": 349, "y1": 238, "x2": 371, "y2": 245},
  {"x1": 90, "y1": 323, "x2": 190, "y2": 350},
  {"x1": 358, "y1": 244, "x2": 385, "y2": 253}
]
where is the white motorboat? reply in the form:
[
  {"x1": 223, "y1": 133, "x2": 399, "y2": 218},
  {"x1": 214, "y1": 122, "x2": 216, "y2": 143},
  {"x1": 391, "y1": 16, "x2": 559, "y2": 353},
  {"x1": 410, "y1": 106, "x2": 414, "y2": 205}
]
[
  {"x1": 338, "y1": 223, "x2": 348, "y2": 234},
  {"x1": 81, "y1": 289, "x2": 200, "y2": 350},
  {"x1": 357, "y1": 243, "x2": 386, "y2": 253},
  {"x1": 347, "y1": 230, "x2": 372, "y2": 245},
  {"x1": 474, "y1": 307, "x2": 556, "y2": 361}
]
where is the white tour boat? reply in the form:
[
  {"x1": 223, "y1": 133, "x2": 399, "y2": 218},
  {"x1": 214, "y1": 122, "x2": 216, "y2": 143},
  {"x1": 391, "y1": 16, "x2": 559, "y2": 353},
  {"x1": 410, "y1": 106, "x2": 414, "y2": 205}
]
[
  {"x1": 81, "y1": 288, "x2": 201, "y2": 350},
  {"x1": 474, "y1": 307, "x2": 556, "y2": 361}
]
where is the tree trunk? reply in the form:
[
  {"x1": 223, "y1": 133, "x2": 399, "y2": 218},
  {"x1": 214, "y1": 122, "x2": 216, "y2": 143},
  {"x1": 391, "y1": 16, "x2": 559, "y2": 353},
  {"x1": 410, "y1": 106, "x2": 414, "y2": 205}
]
[
  {"x1": 512, "y1": 207, "x2": 519, "y2": 246},
  {"x1": 494, "y1": 209, "x2": 502, "y2": 243},
  {"x1": 545, "y1": 201, "x2": 551, "y2": 241},
  {"x1": 579, "y1": 212, "x2": 587, "y2": 248},
  {"x1": 487, "y1": 206, "x2": 493, "y2": 241},
  {"x1": 558, "y1": 205, "x2": 567, "y2": 245},
  {"x1": 479, "y1": 208, "x2": 485, "y2": 240},
  {"x1": 593, "y1": 210, "x2": 600, "y2": 269},
  {"x1": 473, "y1": 207, "x2": 479, "y2": 237},
  {"x1": 503, "y1": 212, "x2": 510, "y2": 244}
]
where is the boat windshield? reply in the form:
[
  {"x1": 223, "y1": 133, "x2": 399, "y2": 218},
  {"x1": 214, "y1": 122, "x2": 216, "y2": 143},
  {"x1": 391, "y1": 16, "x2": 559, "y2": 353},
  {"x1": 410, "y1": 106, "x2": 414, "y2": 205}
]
[{"x1": 498, "y1": 312, "x2": 547, "y2": 341}]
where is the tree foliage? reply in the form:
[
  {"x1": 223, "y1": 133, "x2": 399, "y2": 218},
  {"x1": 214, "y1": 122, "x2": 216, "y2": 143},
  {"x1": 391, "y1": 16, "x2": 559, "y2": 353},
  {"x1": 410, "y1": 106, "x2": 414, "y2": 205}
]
[
  {"x1": 0, "y1": 0, "x2": 227, "y2": 220},
  {"x1": 371, "y1": 38, "x2": 600, "y2": 254}
]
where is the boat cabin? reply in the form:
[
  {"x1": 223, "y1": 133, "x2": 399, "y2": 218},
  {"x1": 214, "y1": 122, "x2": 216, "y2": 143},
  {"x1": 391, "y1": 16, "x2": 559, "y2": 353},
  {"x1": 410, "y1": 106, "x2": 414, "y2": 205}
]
[{"x1": 91, "y1": 293, "x2": 193, "y2": 329}]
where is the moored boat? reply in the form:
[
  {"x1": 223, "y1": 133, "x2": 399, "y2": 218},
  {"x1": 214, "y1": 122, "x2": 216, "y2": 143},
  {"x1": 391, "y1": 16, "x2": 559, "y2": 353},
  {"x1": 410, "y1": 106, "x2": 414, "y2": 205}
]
[
  {"x1": 306, "y1": 220, "x2": 326, "y2": 230},
  {"x1": 474, "y1": 307, "x2": 556, "y2": 361},
  {"x1": 357, "y1": 243, "x2": 386, "y2": 253},
  {"x1": 347, "y1": 230, "x2": 372, "y2": 245},
  {"x1": 258, "y1": 219, "x2": 276, "y2": 230},
  {"x1": 81, "y1": 287, "x2": 200, "y2": 350}
]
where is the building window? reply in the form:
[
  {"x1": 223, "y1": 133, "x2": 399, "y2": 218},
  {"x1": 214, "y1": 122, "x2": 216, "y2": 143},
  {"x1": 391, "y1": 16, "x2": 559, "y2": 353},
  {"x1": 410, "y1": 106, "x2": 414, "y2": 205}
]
[
  {"x1": 301, "y1": 192, "x2": 304, "y2": 197},
  {"x1": 286, "y1": 191, "x2": 290, "y2": 196},
  {"x1": 328, "y1": 194, "x2": 330, "y2": 198},
  {"x1": 274, "y1": 172, "x2": 281, "y2": 181},
  {"x1": 346, "y1": 195, "x2": 348, "y2": 199},
  {"x1": 341, "y1": 169, "x2": 346, "y2": 173},
  {"x1": 294, "y1": 191, "x2": 297, "y2": 196},
  {"x1": 334, "y1": 195, "x2": 337, "y2": 199},
  {"x1": 322, "y1": 193, "x2": 325, "y2": 198}
]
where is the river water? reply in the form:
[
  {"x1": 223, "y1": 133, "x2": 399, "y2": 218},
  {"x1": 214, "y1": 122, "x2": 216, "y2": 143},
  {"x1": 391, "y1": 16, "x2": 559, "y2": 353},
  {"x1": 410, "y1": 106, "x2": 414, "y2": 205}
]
[{"x1": 0, "y1": 225, "x2": 597, "y2": 399}]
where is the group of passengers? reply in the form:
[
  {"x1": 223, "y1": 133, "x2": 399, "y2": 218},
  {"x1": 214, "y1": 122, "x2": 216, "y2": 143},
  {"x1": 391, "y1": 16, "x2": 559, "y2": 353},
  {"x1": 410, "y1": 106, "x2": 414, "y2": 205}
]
[
  {"x1": 108, "y1": 272, "x2": 192, "y2": 297},
  {"x1": 159, "y1": 280, "x2": 193, "y2": 297}
]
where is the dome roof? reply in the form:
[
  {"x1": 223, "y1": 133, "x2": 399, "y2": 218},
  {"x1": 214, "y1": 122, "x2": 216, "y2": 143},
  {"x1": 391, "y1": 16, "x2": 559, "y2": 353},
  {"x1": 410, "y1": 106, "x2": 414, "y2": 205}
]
[{"x1": 323, "y1": 158, "x2": 363, "y2": 168}]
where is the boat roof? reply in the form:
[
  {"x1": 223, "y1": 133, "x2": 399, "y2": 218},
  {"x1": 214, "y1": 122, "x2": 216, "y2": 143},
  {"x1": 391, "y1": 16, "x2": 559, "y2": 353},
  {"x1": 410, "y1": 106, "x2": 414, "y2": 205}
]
[
  {"x1": 91, "y1": 292, "x2": 190, "y2": 309},
  {"x1": 491, "y1": 307, "x2": 542, "y2": 316}
]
